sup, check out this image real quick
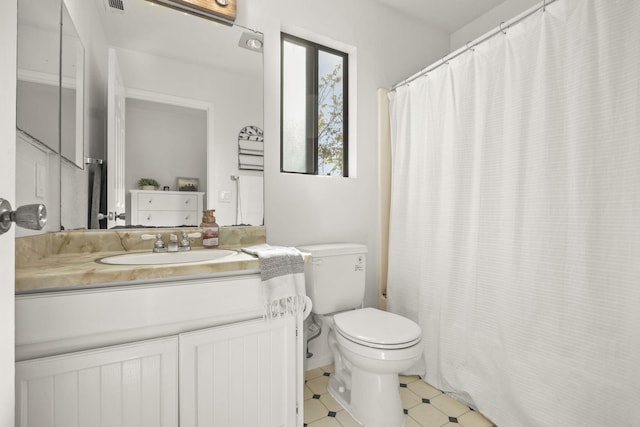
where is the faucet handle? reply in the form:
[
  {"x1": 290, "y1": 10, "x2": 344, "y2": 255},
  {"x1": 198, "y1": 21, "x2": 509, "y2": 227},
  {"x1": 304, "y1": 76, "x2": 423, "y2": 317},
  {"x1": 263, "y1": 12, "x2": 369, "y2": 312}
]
[
  {"x1": 153, "y1": 234, "x2": 166, "y2": 252},
  {"x1": 179, "y1": 232, "x2": 192, "y2": 251}
]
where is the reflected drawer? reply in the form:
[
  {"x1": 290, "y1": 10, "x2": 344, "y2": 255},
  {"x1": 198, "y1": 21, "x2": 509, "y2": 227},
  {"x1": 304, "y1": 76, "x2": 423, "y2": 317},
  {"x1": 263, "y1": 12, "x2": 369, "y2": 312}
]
[
  {"x1": 137, "y1": 193, "x2": 198, "y2": 211},
  {"x1": 135, "y1": 210, "x2": 198, "y2": 226}
]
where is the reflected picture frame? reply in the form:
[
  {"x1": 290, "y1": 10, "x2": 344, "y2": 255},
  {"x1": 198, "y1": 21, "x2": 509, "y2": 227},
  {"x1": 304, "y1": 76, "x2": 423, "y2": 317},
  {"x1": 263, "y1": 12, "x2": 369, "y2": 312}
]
[{"x1": 177, "y1": 177, "x2": 199, "y2": 192}]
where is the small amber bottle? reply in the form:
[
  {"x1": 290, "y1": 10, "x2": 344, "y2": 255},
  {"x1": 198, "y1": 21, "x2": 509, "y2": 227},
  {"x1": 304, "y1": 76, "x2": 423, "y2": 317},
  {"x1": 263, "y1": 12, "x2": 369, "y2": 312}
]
[{"x1": 201, "y1": 209, "x2": 219, "y2": 248}]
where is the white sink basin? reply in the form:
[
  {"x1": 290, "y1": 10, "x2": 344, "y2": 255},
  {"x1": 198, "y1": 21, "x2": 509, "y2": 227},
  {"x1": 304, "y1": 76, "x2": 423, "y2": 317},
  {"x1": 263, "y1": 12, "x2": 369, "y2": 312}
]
[{"x1": 100, "y1": 249, "x2": 239, "y2": 265}]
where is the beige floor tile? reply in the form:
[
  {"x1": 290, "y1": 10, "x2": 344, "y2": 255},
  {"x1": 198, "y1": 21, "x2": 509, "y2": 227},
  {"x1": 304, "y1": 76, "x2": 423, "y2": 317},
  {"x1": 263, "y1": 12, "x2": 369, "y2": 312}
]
[
  {"x1": 307, "y1": 375, "x2": 331, "y2": 395},
  {"x1": 458, "y1": 410, "x2": 495, "y2": 427},
  {"x1": 321, "y1": 364, "x2": 335, "y2": 374},
  {"x1": 320, "y1": 392, "x2": 343, "y2": 412},
  {"x1": 302, "y1": 366, "x2": 494, "y2": 427},
  {"x1": 308, "y1": 416, "x2": 342, "y2": 427},
  {"x1": 407, "y1": 380, "x2": 443, "y2": 400},
  {"x1": 399, "y1": 374, "x2": 421, "y2": 385},
  {"x1": 305, "y1": 368, "x2": 325, "y2": 381},
  {"x1": 400, "y1": 387, "x2": 423, "y2": 409},
  {"x1": 430, "y1": 393, "x2": 471, "y2": 418},
  {"x1": 304, "y1": 398, "x2": 330, "y2": 424},
  {"x1": 408, "y1": 403, "x2": 450, "y2": 427},
  {"x1": 335, "y1": 410, "x2": 362, "y2": 427},
  {"x1": 404, "y1": 415, "x2": 422, "y2": 427},
  {"x1": 304, "y1": 384, "x2": 314, "y2": 400}
]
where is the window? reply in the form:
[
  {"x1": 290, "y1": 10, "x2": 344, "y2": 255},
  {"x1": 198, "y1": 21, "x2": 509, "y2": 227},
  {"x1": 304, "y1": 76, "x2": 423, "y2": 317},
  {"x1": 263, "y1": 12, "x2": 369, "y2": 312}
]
[{"x1": 281, "y1": 33, "x2": 348, "y2": 176}]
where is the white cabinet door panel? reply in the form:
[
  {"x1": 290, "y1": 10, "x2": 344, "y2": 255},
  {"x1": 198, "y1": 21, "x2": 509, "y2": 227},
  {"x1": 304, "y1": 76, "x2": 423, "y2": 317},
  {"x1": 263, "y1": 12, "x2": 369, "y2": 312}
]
[
  {"x1": 16, "y1": 337, "x2": 178, "y2": 427},
  {"x1": 180, "y1": 317, "x2": 298, "y2": 427}
]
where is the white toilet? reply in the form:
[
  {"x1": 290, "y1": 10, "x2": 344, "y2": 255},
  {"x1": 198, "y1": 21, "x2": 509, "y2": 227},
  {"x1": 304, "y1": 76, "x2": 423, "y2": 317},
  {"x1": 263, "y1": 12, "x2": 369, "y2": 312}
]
[{"x1": 297, "y1": 243, "x2": 423, "y2": 427}]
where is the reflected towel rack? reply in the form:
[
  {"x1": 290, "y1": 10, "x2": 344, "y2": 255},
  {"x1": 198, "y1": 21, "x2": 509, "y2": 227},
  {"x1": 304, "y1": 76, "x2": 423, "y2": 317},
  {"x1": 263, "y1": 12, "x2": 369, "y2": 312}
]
[{"x1": 238, "y1": 125, "x2": 263, "y2": 171}]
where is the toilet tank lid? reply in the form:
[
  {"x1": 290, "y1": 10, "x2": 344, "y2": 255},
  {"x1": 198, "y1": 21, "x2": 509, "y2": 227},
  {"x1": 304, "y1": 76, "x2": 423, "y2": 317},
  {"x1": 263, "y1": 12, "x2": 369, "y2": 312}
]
[{"x1": 296, "y1": 243, "x2": 368, "y2": 257}]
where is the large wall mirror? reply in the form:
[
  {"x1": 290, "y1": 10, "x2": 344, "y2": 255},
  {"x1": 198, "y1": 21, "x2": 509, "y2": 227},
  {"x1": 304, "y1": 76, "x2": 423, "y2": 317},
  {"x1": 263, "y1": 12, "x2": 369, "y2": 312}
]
[
  {"x1": 16, "y1": 0, "x2": 66, "y2": 236},
  {"x1": 15, "y1": 0, "x2": 263, "y2": 236}
]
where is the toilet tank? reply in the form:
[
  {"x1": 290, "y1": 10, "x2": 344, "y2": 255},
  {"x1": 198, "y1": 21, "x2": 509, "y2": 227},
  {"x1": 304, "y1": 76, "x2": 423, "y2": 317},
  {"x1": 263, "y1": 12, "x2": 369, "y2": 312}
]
[{"x1": 296, "y1": 243, "x2": 367, "y2": 315}]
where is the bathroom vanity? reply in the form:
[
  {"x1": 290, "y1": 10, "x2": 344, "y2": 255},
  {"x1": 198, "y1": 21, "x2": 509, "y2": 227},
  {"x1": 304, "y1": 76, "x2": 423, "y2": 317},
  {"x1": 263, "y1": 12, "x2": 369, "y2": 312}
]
[{"x1": 14, "y1": 227, "x2": 303, "y2": 427}]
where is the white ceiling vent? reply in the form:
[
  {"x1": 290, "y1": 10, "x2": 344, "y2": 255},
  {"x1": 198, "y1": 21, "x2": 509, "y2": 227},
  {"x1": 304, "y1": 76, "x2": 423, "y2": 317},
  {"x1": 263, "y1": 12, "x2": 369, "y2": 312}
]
[{"x1": 104, "y1": 0, "x2": 125, "y2": 13}]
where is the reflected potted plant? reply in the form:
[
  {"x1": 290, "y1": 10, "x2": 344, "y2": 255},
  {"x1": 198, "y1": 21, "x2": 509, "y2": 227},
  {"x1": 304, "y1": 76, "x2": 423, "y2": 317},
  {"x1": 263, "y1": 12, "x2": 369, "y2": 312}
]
[{"x1": 138, "y1": 178, "x2": 159, "y2": 191}]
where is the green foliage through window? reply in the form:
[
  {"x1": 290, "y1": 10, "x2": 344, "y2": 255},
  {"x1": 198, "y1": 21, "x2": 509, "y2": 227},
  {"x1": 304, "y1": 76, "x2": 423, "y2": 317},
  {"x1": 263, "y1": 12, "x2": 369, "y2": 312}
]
[{"x1": 281, "y1": 34, "x2": 348, "y2": 176}]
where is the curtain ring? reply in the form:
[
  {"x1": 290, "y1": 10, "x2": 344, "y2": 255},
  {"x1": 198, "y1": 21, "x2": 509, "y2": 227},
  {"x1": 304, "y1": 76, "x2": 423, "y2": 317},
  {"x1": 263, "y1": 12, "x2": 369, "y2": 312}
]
[
  {"x1": 466, "y1": 41, "x2": 475, "y2": 52},
  {"x1": 499, "y1": 22, "x2": 507, "y2": 35}
]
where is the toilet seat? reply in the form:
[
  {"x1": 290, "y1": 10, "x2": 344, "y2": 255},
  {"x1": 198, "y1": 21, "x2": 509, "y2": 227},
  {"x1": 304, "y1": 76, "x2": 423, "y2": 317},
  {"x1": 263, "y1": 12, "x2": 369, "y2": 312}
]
[{"x1": 333, "y1": 307, "x2": 421, "y2": 350}]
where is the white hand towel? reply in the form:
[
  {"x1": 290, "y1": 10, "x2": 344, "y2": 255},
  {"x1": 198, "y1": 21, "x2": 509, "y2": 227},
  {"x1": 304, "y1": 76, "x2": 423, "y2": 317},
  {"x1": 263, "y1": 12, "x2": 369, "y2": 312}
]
[
  {"x1": 242, "y1": 244, "x2": 309, "y2": 320},
  {"x1": 237, "y1": 175, "x2": 264, "y2": 225}
]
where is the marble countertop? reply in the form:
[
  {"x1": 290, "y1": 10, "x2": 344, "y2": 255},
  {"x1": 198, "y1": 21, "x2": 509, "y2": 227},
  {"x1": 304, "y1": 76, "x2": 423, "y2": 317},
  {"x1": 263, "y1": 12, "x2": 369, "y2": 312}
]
[
  {"x1": 15, "y1": 227, "x2": 267, "y2": 294},
  {"x1": 15, "y1": 248, "x2": 261, "y2": 293}
]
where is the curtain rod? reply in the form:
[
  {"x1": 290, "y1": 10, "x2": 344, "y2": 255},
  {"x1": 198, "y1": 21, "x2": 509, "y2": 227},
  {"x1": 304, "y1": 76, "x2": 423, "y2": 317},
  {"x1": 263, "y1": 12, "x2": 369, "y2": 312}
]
[{"x1": 390, "y1": 0, "x2": 558, "y2": 91}]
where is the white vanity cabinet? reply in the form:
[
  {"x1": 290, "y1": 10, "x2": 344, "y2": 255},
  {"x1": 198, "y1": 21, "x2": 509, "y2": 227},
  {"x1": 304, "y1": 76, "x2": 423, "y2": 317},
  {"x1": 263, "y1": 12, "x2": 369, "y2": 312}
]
[
  {"x1": 15, "y1": 274, "x2": 303, "y2": 427},
  {"x1": 129, "y1": 189, "x2": 204, "y2": 226}
]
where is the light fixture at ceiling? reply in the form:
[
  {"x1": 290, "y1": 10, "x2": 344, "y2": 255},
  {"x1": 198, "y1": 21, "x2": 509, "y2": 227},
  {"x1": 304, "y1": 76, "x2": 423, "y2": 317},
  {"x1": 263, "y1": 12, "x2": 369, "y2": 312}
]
[
  {"x1": 238, "y1": 31, "x2": 263, "y2": 53},
  {"x1": 144, "y1": 0, "x2": 236, "y2": 25}
]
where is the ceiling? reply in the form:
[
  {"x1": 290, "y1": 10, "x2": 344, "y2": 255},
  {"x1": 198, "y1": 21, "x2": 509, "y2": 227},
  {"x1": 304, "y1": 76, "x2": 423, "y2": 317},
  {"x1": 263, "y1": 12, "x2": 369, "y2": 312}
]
[
  {"x1": 93, "y1": 0, "x2": 509, "y2": 75},
  {"x1": 95, "y1": 0, "x2": 262, "y2": 75},
  {"x1": 375, "y1": 0, "x2": 507, "y2": 33}
]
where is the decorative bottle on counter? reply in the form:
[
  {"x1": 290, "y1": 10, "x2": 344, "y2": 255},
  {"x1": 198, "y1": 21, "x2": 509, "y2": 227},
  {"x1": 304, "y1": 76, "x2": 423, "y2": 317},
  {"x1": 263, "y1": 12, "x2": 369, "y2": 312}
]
[{"x1": 201, "y1": 210, "x2": 219, "y2": 248}]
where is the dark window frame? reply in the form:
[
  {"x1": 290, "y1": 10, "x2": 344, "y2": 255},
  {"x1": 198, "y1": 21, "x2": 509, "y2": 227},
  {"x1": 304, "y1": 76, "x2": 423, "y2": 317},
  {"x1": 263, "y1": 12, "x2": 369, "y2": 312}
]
[{"x1": 280, "y1": 33, "x2": 349, "y2": 177}]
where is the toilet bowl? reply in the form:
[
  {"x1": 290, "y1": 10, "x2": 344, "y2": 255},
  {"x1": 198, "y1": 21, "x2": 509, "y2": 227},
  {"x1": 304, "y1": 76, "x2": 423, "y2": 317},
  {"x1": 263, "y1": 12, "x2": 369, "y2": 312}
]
[
  {"x1": 326, "y1": 307, "x2": 422, "y2": 427},
  {"x1": 296, "y1": 243, "x2": 423, "y2": 427}
]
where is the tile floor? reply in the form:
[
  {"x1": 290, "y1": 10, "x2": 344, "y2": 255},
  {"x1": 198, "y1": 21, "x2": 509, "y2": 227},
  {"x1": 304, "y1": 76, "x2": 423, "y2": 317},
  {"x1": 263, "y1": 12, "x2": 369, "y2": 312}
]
[{"x1": 304, "y1": 365, "x2": 496, "y2": 427}]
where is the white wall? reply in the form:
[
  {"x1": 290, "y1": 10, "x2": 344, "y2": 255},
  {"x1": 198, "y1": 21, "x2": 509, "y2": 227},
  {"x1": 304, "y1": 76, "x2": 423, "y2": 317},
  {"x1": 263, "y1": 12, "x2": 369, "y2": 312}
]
[
  {"x1": 61, "y1": 158, "x2": 88, "y2": 230},
  {"x1": 240, "y1": 0, "x2": 450, "y2": 308},
  {"x1": 450, "y1": 0, "x2": 541, "y2": 51},
  {"x1": 15, "y1": 135, "x2": 60, "y2": 237},
  {"x1": 125, "y1": 99, "x2": 207, "y2": 194}
]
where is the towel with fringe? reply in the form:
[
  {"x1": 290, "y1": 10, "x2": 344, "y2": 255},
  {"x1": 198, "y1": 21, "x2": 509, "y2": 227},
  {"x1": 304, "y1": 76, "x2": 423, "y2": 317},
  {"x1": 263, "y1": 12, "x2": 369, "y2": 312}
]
[{"x1": 242, "y1": 244, "x2": 307, "y2": 320}]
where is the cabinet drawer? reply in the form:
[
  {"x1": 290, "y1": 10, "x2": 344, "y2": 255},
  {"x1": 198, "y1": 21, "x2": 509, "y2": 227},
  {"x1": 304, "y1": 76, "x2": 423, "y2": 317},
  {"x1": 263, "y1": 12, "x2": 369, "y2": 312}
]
[
  {"x1": 137, "y1": 193, "x2": 198, "y2": 211},
  {"x1": 136, "y1": 210, "x2": 198, "y2": 226}
]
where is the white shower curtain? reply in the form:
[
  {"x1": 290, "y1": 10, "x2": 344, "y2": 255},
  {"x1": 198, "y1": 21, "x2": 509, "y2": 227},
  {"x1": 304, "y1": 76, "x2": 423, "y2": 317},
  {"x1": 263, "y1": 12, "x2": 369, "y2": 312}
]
[{"x1": 387, "y1": 1, "x2": 640, "y2": 426}]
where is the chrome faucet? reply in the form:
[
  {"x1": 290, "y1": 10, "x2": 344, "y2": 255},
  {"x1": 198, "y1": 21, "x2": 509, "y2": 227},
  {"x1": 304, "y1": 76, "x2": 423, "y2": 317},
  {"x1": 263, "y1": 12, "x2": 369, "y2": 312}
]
[
  {"x1": 152, "y1": 234, "x2": 166, "y2": 253},
  {"x1": 179, "y1": 232, "x2": 191, "y2": 251},
  {"x1": 167, "y1": 234, "x2": 179, "y2": 252}
]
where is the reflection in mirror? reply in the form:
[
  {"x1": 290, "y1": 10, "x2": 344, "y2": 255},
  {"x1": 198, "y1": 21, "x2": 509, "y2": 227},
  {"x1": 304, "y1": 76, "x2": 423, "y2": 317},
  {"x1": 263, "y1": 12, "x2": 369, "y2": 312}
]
[
  {"x1": 96, "y1": 0, "x2": 263, "y2": 228},
  {"x1": 125, "y1": 98, "x2": 207, "y2": 195},
  {"x1": 16, "y1": 0, "x2": 60, "y2": 153},
  {"x1": 15, "y1": 0, "x2": 62, "y2": 236},
  {"x1": 60, "y1": 2, "x2": 84, "y2": 168}
]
